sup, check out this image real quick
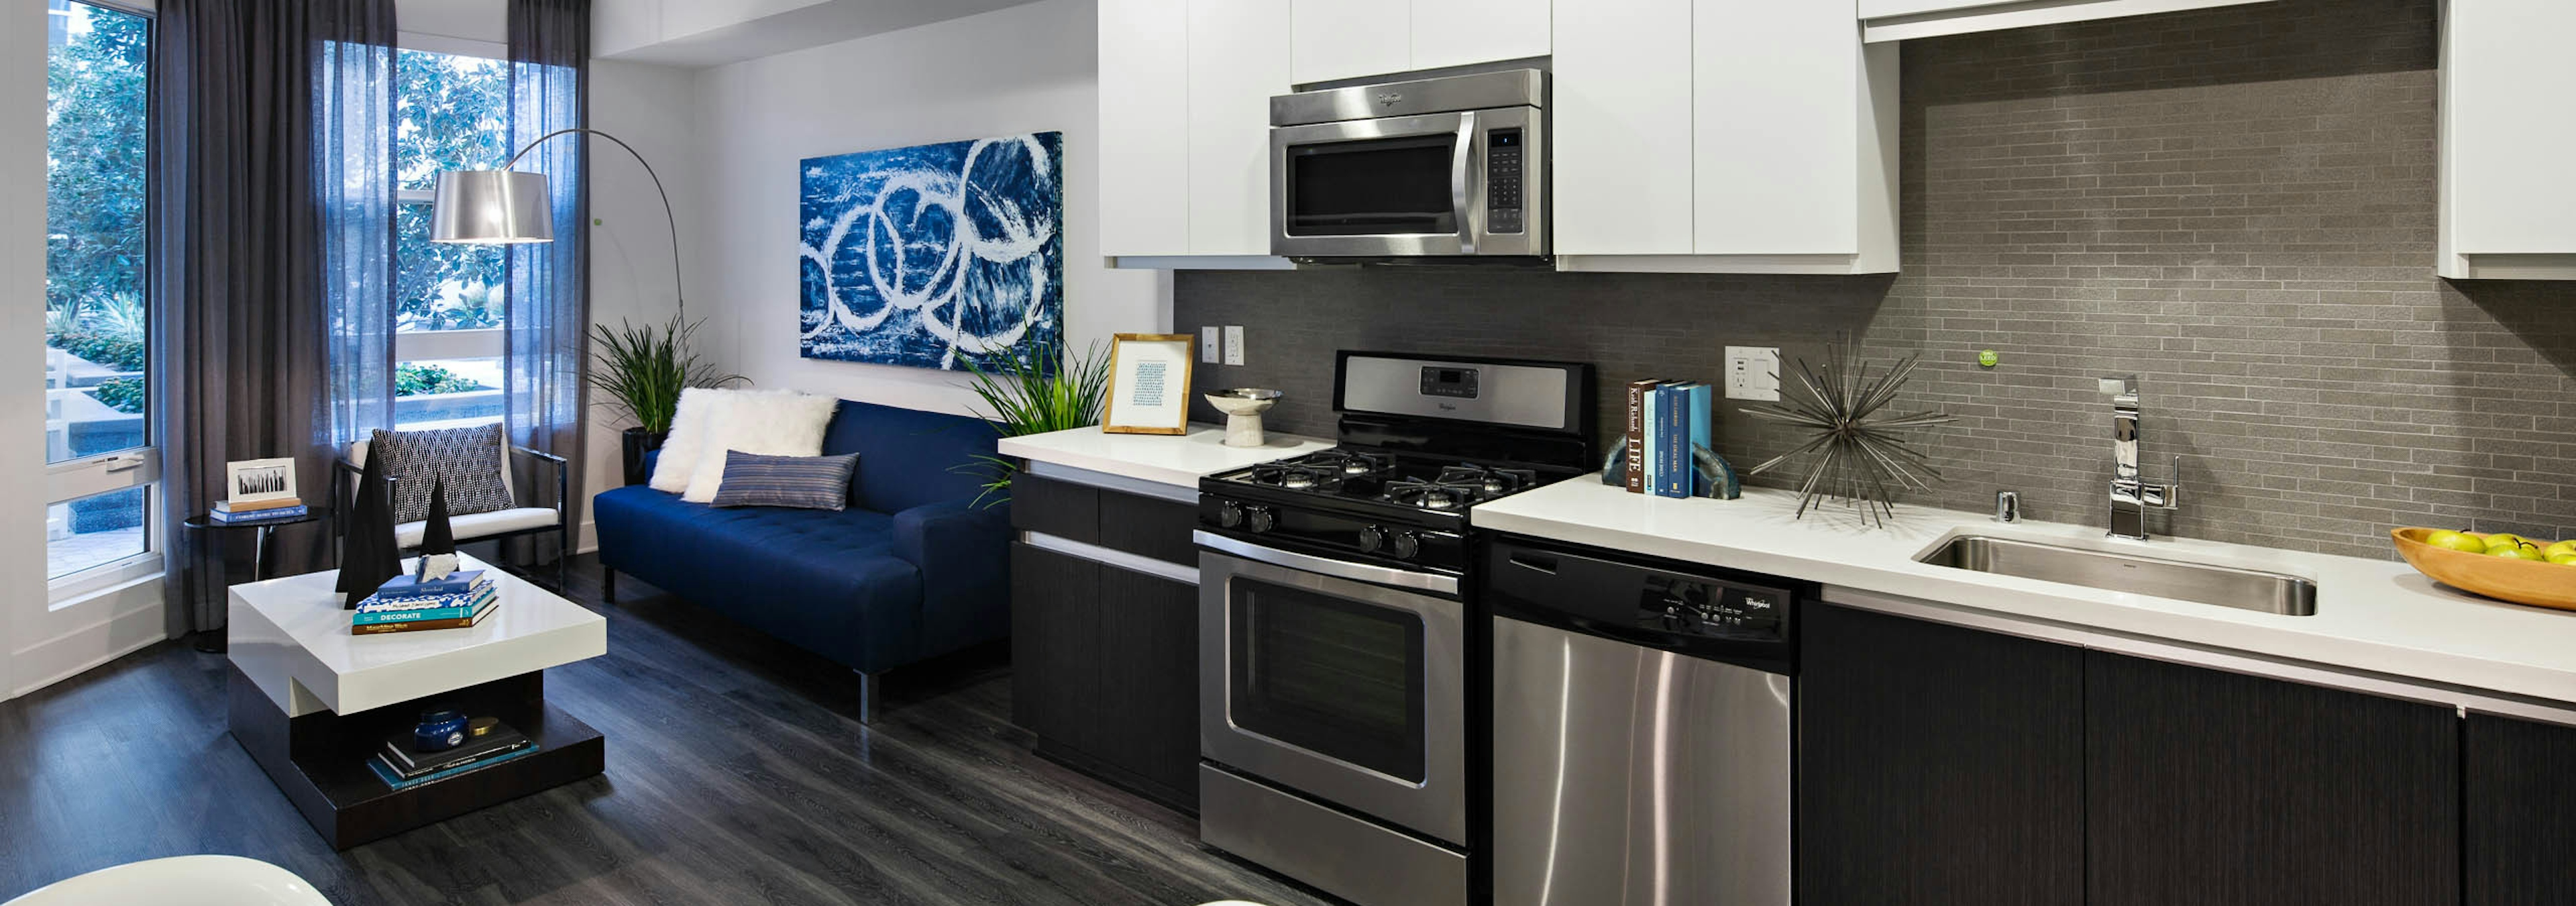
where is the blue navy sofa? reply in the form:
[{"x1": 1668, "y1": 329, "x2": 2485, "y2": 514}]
[{"x1": 591, "y1": 400, "x2": 1011, "y2": 722}]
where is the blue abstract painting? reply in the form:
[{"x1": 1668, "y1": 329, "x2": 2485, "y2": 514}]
[{"x1": 798, "y1": 132, "x2": 1063, "y2": 370}]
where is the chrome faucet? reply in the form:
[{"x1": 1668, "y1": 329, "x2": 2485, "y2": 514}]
[{"x1": 2102, "y1": 376, "x2": 2180, "y2": 540}]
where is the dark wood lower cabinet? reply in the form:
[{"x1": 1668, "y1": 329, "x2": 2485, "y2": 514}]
[
  {"x1": 1796, "y1": 603, "x2": 2085, "y2": 906},
  {"x1": 2467, "y1": 713, "x2": 2576, "y2": 905},
  {"x1": 2085, "y1": 651, "x2": 2457, "y2": 906},
  {"x1": 1009, "y1": 538, "x2": 1200, "y2": 811}
]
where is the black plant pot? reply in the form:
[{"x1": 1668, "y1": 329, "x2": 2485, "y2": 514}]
[{"x1": 621, "y1": 427, "x2": 669, "y2": 487}]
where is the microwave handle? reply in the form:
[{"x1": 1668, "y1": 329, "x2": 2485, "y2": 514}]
[{"x1": 1450, "y1": 110, "x2": 1477, "y2": 255}]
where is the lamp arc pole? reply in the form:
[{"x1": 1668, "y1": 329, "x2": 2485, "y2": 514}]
[{"x1": 446, "y1": 127, "x2": 689, "y2": 322}]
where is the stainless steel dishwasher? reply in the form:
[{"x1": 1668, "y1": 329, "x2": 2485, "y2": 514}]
[{"x1": 1485, "y1": 535, "x2": 1805, "y2": 906}]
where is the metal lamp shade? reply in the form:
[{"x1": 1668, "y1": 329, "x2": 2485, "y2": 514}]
[{"x1": 429, "y1": 170, "x2": 554, "y2": 244}]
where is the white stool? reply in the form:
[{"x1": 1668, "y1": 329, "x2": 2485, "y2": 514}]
[{"x1": 3, "y1": 855, "x2": 332, "y2": 906}]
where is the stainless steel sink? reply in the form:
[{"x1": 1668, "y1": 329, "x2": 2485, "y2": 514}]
[{"x1": 1917, "y1": 536, "x2": 2318, "y2": 615}]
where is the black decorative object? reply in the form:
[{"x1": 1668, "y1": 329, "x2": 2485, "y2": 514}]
[
  {"x1": 1739, "y1": 339, "x2": 1957, "y2": 525},
  {"x1": 335, "y1": 450, "x2": 402, "y2": 605},
  {"x1": 620, "y1": 427, "x2": 666, "y2": 487},
  {"x1": 415, "y1": 479, "x2": 460, "y2": 581}
]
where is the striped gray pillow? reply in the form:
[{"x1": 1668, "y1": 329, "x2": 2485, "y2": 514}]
[{"x1": 708, "y1": 451, "x2": 859, "y2": 510}]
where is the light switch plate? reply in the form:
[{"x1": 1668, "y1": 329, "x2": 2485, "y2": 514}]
[
  {"x1": 1201, "y1": 326, "x2": 1221, "y2": 364},
  {"x1": 1223, "y1": 325, "x2": 1246, "y2": 366},
  {"x1": 1725, "y1": 346, "x2": 1781, "y2": 401}
]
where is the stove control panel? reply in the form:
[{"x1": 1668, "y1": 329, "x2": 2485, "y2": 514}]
[{"x1": 1419, "y1": 366, "x2": 1480, "y2": 399}]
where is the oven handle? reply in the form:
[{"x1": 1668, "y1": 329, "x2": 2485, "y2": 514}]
[
  {"x1": 1450, "y1": 109, "x2": 1477, "y2": 255},
  {"x1": 1196, "y1": 530, "x2": 1462, "y2": 597}
]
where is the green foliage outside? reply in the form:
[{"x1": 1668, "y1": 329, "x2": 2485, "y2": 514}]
[
  {"x1": 394, "y1": 49, "x2": 511, "y2": 334},
  {"x1": 395, "y1": 363, "x2": 485, "y2": 397},
  {"x1": 91, "y1": 377, "x2": 144, "y2": 415},
  {"x1": 45, "y1": 7, "x2": 148, "y2": 329}
]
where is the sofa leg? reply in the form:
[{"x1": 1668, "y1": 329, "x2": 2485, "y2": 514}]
[
  {"x1": 600, "y1": 566, "x2": 616, "y2": 605},
  {"x1": 856, "y1": 670, "x2": 882, "y2": 725}
]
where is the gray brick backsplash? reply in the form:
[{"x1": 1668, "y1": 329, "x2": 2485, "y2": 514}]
[{"x1": 1173, "y1": 0, "x2": 2575, "y2": 560}]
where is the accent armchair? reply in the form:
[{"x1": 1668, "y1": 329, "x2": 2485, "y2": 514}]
[{"x1": 334, "y1": 436, "x2": 573, "y2": 589}]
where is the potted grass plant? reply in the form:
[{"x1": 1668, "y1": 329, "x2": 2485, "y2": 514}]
[
  {"x1": 590, "y1": 315, "x2": 743, "y2": 485},
  {"x1": 961, "y1": 339, "x2": 1112, "y2": 505}
]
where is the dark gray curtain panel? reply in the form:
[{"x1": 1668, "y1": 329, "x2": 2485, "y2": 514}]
[
  {"x1": 152, "y1": 0, "x2": 396, "y2": 634},
  {"x1": 503, "y1": 0, "x2": 589, "y2": 566}
]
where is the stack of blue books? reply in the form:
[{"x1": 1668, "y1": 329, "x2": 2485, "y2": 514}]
[
  {"x1": 210, "y1": 498, "x2": 306, "y2": 523},
  {"x1": 368, "y1": 719, "x2": 539, "y2": 790},
  {"x1": 350, "y1": 570, "x2": 498, "y2": 634}
]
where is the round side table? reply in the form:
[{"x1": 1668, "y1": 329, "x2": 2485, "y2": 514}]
[{"x1": 180, "y1": 510, "x2": 323, "y2": 652}]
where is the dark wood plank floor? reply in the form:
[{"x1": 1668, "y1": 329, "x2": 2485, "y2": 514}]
[{"x1": 0, "y1": 553, "x2": 1333, "y2": 906}]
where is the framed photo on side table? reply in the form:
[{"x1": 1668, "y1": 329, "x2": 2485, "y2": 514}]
[
  {"x1": 226, "y1": 457, "x2": 299, "y2": 505},
  {"x1": 1102, "y1": 334, "x2": 1195, "y2": 435}
]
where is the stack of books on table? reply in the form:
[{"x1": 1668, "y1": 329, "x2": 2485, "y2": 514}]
[
  {"x1": 368, "y1": 719, "x2": 539, "y2": 790},
  {"x1": 350, "y1": 570, "x2": 498, "y2": 635},
  {"x1": 210, "y1": 497, "x2": 307, "y2": 523}
]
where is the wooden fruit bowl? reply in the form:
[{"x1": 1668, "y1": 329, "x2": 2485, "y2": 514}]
[{"x1": 2391, "y1": 528, "x2": 2576, "y2": 611}]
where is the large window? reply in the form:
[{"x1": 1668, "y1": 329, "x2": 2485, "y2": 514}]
[
  {"x1": 393, "y1": 47, "x2": 508, "y2": 430},
  {"x1": 44, "y1": 0, "x2": 156, "y2": 585}
]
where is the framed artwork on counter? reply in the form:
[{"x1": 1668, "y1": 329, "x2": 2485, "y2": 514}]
[{"x1": 1102, "y1": 334, "x2": 1194, "y2": 435}]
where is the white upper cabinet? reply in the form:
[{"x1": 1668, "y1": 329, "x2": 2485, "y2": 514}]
[
  {"x1": 1097, "y1": 0, "x2": 1191, "y2": 258},
  {"x1": 1292, "y1": 0, "x2": 1550, "y2": 85},
  {"x1": 2441, "y1": 0, "x2": 2576, "y2": 279},
  {"x1": 1291, "y1": 0, "x2": 1412, "y2": 84},
  {"x1": 1556, "y1": 0, "x2": 1898, "y2": 272},
  {"x1": 1409, "y1": 0, "x2": 1552, "y2": 72},
  {"x1": 1187, "y1": 1, "x2": 1293, "y2": 257},
  {"x1": 1858, "y1": 0, "x2": 2273, "y2": 43},
  {"x1": 1552, "y1": 0, "x2": 1695, "y2": 256}
]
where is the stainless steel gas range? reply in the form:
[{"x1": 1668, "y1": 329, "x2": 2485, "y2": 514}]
[{"x1": 1195, "y1": 351, "x2": 1594, "y2": 906}]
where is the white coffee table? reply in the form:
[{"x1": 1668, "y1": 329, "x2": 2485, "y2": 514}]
[{"x1": 226, "y1": 554, "x2": 607, "y2": 849}]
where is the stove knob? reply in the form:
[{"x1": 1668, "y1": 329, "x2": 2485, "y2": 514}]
[
  {"x1": 1357, "y1": 525, "x2": 1387, "y2": 553},
  {"x1": 1246, "y1": 506, "x2": 1277, "y2": 534},
  {"x1": 1390, "y1": 532, "x2": 1421, "y2": 560},
  {"x1": 1218, "y1": 501, "x2": 1245, "y2": 529}
]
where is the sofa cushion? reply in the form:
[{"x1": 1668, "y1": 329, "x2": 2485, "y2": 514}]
[
  {"x1": 592, "y1": 485, "x2": 925, "y2": 669},
  {"x1": 820, "y1": 401, "x2": 1001, "y2": 514},
  {"x1": 682, "y1": 391, "x2": 839, "y2": 503},
  {"x1": 395, "y1": 507, "x2": 557, "y2": 548},
  {"x1": 710, "y1": 451, "x2": 859, "y2": 510},
  {"x1": 648, "y1": 387, "x2": 725, "y2": 494},
  {"x1": 369, "y1": 424, "x2": 513, "y2": 523}
]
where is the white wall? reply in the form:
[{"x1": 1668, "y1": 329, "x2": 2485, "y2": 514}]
[
  {"x1": 582, "y1": 58, "x2": 703, "y2": 550},
  {"x1": 690, "y1": 0, "x2": 1169, "y2": 416},
  {"x1": 1, "y1": 0, "x2": 48, "y2": 699}
]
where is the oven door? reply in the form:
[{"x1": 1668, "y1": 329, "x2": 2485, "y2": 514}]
[
  {"x1": 1199, "y1": 545, "x2": 1467, "y2": 846},
  {"x1": 1270, "y1": 105, "x2": 1544, "y2": 258}
]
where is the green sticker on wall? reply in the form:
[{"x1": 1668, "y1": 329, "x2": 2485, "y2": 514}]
[{"x1": 1978, "y1": 349, "x2": 2000, "y2": 368}]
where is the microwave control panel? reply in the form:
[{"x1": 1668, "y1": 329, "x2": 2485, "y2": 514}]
[{"x1": 1487, "y1": 128, "x2": 1524, "y2": 234}]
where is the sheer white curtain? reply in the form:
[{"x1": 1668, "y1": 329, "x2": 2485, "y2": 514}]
[{"x1": 502, "y1": 0, "x2": 588, "y2": 566}]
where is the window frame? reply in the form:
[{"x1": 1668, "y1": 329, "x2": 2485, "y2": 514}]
[{"x1": 391, "y1": 37, "x2": 511, "y2": 427}]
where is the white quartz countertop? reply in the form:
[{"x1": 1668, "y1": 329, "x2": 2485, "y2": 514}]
[
  {"x1": 1472, "y1": 477, "x2": 2576, "y2": 705},
  {"x1": 998, "y1": 423, "x2": 1333, "y2": 488}
]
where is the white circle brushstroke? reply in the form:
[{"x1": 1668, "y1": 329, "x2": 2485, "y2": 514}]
[{"x1": 798, "y1": 135, "x2": 1058, "y2": 370}]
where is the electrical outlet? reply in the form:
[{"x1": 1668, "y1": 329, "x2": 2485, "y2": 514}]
[
  {"x1": 1201, "y1": 326, "x2": 1220, "y2": 364},
  {"x1": 1223, "y1": 325, "x2": 1246, "y2": 366},
  {"x1": 1724, "y1": 346, "x2": 1781, "y2": 401}
]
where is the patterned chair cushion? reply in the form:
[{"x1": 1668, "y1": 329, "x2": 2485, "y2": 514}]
[
  {"x1": 370, "y1": 424, "x2": 515, "y2": 523},
  {"x1": 709, "y1": 451, "x2": 860, "y2": 511}
]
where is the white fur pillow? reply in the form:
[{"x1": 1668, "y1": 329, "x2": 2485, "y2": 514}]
[
  {"x1": 682, "y1": 391, "x2": 841, "y2": 503},
  {"x1": 647, "y1": 387, "x2": 731, "y2": 493}
]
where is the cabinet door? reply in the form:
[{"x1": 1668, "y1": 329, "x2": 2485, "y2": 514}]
[
  {"x1": 2467, "y1": 713, "x2": 2576, "y2": 905},
  {"x1": 1693, "y1": 0, "x2": 1861, "y2": 256},
  {"x1": 2086, "y1": 652, "x2": 2457, "y2": 906},
  {"x1": 1551, "y1": 0, "x2": 1694, "y2": 254},
  {"x1": 1797, "y1": 605, "x2": 2084, "y2": 906},
  {"x1": 1010, "y1": 542, "x2": 1101, "y2": 753},
  {"x1": 1097, "y1": 0, "x2": 1191, "y2": 258},
  {"x1": 1095, "y1": 566, "x2": 1202, "y2": 807},
  {"x1": 1186, "y1": 1, "x2": 1291, "y2": 256},
  {"x1": 2445, "y1": 0, "x2": 2576, "y2": 258},
  {"x1": 1291, "y1": 0, "x2": 1411, "y2": 85},
  {"x1": 1409, "y1": 0, "x2": 1550, "y2": 72}
]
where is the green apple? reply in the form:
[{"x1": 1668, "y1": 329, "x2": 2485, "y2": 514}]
[
  {"x1": 2550, "y1": 552, "x2": 2576, "y2": 566},
  {"x1": 2427, "y1": 530, "x2": 2490, "y2": 553},
  {"x1": 2483, "y1": 533, "x2": 2528, "y2": 551},
  {"x1": 2491, "y1": 544, "x2": 2545, "y2": 562},
  {"x1": 2546, "y1": 540, "x2": 2576, "y2": 559}
]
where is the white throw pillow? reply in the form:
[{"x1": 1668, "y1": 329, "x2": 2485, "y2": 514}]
[
  {"x1": 682, "y1": 391, "x2": 841, "y2": 503},
  {"x1": 647, "y1": 387, "x2": 732, "y2": 493}
]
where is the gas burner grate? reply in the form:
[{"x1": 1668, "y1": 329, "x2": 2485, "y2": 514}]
[
  {"x1": 1383, "y1": 478, "x2": 1487, "y2": 511},
  {"x1": 1293, "y1": 449, "x2": 1397, "y2": 477},
  {"x1": 1435, "y1": 464, "x2": 1540, "y2": 496}
]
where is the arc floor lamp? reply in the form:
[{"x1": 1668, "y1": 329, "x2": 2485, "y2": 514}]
[{"x1": 429, "y1": 128, "x2": 687, "y2": 319}]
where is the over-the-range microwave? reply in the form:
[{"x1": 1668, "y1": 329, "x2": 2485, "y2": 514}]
[{"x1": 1269, "y1": 68, "x2": 1546, "y2": 263}]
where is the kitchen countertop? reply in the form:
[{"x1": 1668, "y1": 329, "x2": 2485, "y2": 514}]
[
  {"x1": 998, "y1": 423, "x2": 1332, "y2": 489},
  {"x1": 1472, "y1": 478, "x2": 2576, "y2": 705}
]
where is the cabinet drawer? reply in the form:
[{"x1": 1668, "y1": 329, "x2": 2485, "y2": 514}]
[
  {"x1": 1097, "y1": 490, "x2": 1198, "y2": 566},
  {"x1": 1008, "y1": 473, "x2": 1099, "y2": 544}
]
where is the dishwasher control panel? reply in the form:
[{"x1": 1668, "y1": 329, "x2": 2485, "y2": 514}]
[
  {"x1": 1488, "y1": 536, "x2": 1802, "y2": 673},
  {"x1": 1642, "y1": 576, "x2": 1785, "y2": 642}
]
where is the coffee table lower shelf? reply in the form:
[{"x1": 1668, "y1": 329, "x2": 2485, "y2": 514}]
[{"x1": 227, "y1": 664, "x2": 605, "y2": 850}]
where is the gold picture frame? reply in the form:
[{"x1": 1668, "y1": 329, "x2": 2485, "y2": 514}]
[{"x1": 1102, "y1": 333, "x2": 1195, "y2": 435}]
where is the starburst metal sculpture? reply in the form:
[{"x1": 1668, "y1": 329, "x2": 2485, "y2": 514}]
[{"x1": 1739, "y1": 340, "x2": 1957, "y2": 525}]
